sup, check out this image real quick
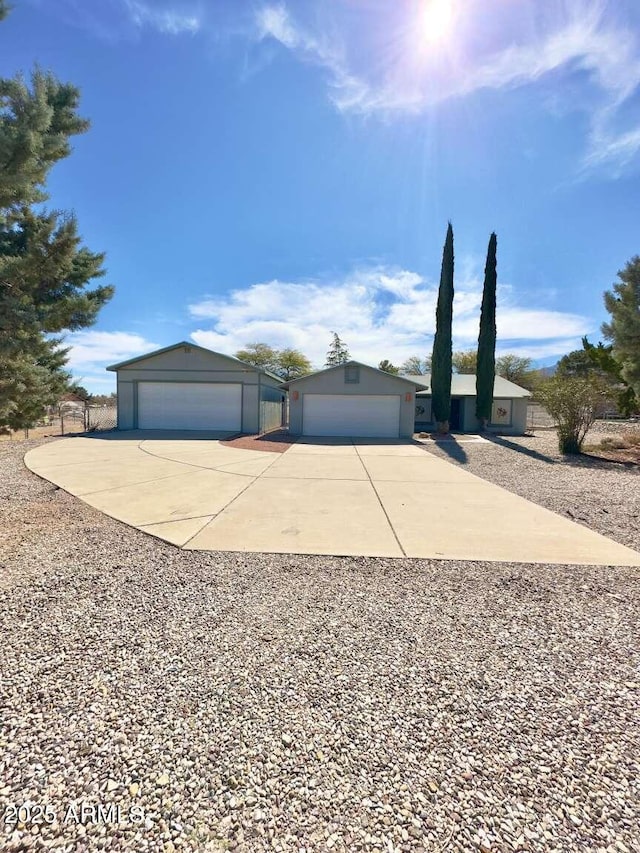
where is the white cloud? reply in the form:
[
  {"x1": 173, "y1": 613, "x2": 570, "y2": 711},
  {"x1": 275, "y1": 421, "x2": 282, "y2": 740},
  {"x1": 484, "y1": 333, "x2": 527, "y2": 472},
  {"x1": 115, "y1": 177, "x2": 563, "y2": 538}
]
[
  {"x1": 253, "y1": 1, "x2": 640, "y2": 172},
  {"x1": 495, "y1": 340, "x2": 586, "y2": 360},
  {"x1": 583, "y1": 124, "x2": 640, "y2": 173},
  {"x1": 63, "y1": 330, "x2": 161, "y2": 392},
  {"x1": 123, "y1": 0, "x2": 200, "y2": 35},
  {"x1": 188, "y1": 266, "x2": 592, "y2": 368},
  {"x1": 254, "y1": 3, "x2": 371, "y2": 114}
]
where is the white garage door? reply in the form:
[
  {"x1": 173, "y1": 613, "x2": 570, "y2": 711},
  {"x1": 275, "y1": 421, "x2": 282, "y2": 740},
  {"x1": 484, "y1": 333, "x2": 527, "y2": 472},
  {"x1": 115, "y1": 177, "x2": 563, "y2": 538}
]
[
  {"x1": 137, "y1": 382, "x2": 242, "y2": 431},
  {"x1": 302, "y1": 394, "x2": 401, "y2": 438}
]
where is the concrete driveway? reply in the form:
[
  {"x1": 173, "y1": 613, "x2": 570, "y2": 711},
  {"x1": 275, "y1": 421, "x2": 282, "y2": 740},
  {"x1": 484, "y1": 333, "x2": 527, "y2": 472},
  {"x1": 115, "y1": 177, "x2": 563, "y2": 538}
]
[{"x1": 25, "y1": 433, "x2": 640, "y2": 565}]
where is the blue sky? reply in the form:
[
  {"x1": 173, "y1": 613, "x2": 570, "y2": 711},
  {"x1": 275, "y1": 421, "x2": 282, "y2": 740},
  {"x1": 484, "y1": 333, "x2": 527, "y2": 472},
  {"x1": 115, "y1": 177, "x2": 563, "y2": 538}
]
[{"x1": 3, "y1": 0, "x2": 640, "y2": 391}]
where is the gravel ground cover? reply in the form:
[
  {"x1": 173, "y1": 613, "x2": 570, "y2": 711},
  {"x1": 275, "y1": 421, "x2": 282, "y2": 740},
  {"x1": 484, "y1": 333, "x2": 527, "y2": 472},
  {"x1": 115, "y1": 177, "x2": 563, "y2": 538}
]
[
  {"x1": 420, "y1": 429, "x2": 639, "y2": 552},
  {"x1": 1, "y1": 438, "x2": 639, "y2": 853},
  {"x1": 588, "y1": 421, "x2": 640, "y2": 437}
]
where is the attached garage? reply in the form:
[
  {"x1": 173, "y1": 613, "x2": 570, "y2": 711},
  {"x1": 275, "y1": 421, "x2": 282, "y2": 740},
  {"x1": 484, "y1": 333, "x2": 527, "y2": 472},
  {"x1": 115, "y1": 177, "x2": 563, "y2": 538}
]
[
  {"x1": 282, "y1": 362, "x2": 428, "y2": 440},
  {"x1": 137, "y1": 382, "x2": 242, "y2": 431},
  {"x1": 302, "y1": 394, "x2": 401, "y2": 438},
  {"x1": 107, "y1": 342, "x2": 284, "y2": 434}
]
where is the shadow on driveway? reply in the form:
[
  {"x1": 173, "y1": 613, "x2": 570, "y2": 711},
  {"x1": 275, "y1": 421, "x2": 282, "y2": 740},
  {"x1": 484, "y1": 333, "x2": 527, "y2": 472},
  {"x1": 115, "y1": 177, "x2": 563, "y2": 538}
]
[
  {"x1": 68, "y1": 429, "x2": 236, "y2": 442},
  {"x1": 419, "y1": 435, "x2": 469, "y2": 464}
]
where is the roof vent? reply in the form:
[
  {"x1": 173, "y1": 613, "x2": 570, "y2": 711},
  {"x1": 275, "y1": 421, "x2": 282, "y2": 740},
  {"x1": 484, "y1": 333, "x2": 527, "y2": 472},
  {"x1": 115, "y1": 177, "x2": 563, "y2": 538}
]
[
  {"x1": 184, "y1": 346, "x2": 192, "y2": 353},
  {"x1": 345, "y1": 366, "x2": 360, "y2": 384}
]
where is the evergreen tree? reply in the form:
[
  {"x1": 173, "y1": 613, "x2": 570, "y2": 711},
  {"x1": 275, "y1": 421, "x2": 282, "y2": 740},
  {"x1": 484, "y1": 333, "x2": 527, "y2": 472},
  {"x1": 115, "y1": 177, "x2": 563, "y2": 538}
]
[
  {"x1": 476, "y1": 232, "x2": 497, "y2": 428},
  {"x1": 602, "y1": 257, "x2": 640, "y2": 400},
  {"x1": 556, "y1": 349, "x2": 595, "y2": 379},
  {"x1": 325, "y1": 332, "x2": 350, "y2": 366},
  {"x1": 1, "y1": 339, "x2": 70, "y2": 433},
  {"x1": 378, "y1": 359, "x2": 400, "y2": 375},
  {"x1": 431, "y1": 223, "x2": 454, "y2": 433},
  {"x1": 0, "y1": 18, "x2": 113, "y2": 433},
  {"x1": 582, "y1": 336, "x2": 637, "y2": 417}
]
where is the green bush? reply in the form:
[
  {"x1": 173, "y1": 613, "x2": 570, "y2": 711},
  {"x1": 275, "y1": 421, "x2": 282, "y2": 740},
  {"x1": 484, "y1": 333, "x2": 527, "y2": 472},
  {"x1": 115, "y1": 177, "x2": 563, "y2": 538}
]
[{"x1": 535, "y1": 377, "x2": 604, "y2": 454}]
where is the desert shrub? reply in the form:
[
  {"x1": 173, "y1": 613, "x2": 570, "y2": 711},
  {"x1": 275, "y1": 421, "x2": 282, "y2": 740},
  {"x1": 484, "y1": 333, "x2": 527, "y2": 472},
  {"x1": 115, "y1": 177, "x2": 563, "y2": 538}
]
[{"x1": 535, "y1": 377, "x2": 604, "y2": 454}]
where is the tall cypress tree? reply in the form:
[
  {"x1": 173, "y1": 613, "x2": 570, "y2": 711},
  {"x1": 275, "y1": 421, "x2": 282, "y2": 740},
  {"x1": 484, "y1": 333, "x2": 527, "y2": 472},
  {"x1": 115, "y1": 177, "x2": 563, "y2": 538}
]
[
  {"x1": 431, "y1": 223, "x2": 454, "y2": 433},
  {"x1": 476, "y1": 232, "x2": 497, "y2": 429}
]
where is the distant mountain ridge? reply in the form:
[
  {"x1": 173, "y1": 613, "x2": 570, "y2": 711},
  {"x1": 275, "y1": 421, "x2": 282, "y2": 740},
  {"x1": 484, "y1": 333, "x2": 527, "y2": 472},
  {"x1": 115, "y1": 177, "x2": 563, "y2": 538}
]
[{"x1": 537, "y1": 364, "x2": 557, "y2": 377}]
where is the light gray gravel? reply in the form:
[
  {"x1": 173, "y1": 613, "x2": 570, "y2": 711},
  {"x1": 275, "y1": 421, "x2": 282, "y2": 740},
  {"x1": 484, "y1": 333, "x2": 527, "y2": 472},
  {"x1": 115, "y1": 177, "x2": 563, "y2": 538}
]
[{"x1": 1, "y1": 438, "x2": 639, "y2": 853}]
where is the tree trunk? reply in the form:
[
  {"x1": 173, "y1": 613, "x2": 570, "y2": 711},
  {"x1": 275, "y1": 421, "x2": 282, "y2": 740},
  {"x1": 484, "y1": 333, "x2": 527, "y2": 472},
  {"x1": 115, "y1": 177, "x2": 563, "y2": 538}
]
[
  {"x1": 436, "y1": 420, "x2": 449, "y2": 435},
  {"x1": 478, "y1": 417, "x2": 488, "y2": 432}
]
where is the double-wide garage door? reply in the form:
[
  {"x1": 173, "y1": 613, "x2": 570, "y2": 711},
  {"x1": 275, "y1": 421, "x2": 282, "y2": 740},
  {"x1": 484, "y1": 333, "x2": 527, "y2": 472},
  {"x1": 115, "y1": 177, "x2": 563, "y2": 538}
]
[
  {"x1": 137, "y1": 382, "x2": 242, "y2": 431},
  {"x1": 302, "y1": 394, "x2": 400, "y2": 438}
]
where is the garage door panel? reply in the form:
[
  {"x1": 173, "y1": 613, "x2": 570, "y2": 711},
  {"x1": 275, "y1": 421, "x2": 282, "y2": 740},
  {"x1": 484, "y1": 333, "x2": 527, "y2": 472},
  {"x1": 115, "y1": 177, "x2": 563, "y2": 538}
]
[
  {"x1": 138, "y1": 382, "x2": 242, "y2": 431},
  {"x1": 303, "y1": 394, "x2": 400, "y2": 438}
]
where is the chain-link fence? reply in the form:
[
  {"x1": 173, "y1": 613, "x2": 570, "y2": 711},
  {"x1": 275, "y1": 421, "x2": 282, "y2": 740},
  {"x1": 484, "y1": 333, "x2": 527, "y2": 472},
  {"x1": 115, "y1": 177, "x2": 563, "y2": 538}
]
[
  {"x1": 526, "y1": 401, "x2": 635, "y2": 434},
  {"x1": 526, "y1": 403, "x2": 556, "y2": 431},
  {"x1": 8, "y1": 406, "x2": 118, "y2": 439},
  {"x1": 57, "y1": 405, "x2": 117, "y2": 435}
]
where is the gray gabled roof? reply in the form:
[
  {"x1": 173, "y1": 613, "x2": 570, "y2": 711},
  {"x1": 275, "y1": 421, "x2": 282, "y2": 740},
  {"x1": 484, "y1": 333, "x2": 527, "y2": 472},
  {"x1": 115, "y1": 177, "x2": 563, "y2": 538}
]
[
  {"x1": 280, "y1": 361, "x2": 431, "y2": 390},
  {"x1": 106, "y1": 341, "x2": 282, "y2": 381},
  {"x1": 403, "y1": 373, "x2": 532, "y2": 398}
]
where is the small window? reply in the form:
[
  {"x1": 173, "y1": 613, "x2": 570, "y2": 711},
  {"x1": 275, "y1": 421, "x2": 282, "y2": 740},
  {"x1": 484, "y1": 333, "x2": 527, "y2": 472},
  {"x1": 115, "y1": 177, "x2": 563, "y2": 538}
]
[{"x1": 344, "y1": 366, "x2": 360, "y2": 384}]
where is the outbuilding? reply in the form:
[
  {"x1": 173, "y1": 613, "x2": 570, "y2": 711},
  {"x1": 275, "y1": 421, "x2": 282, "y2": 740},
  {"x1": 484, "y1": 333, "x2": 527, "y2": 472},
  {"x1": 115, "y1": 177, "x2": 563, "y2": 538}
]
[
  {"x1": 282, "y1": 362, "x2": 428, "y2": 439},
  {"x1": 409, "y1": 373, "x2": 532, "y2": 435},
  {"x1": 107, "y1": 341, "x2": 284, "y2": 433}
]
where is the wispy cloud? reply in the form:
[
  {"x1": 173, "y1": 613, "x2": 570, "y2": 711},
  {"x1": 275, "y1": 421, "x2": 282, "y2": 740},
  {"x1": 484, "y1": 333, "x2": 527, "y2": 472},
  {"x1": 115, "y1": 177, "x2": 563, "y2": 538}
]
[
  {"x1": 123, "y1": 0, "x2": 201, "y2": 35},
  {"x1": 253, "y1": 1, "x2": 640, "y2": 173},
  {"x1": 30, "y1": 0, "x2": 202, "y2": 39},
  {"x1": 64, "y1": 330, "x2": 161, "y2": 391},
  {"x1": 254, "y1": 3, "x2": 369, "y2": 111},
  {"x1": 188, "y1": 265, "x2": 590, "y2": 368}
]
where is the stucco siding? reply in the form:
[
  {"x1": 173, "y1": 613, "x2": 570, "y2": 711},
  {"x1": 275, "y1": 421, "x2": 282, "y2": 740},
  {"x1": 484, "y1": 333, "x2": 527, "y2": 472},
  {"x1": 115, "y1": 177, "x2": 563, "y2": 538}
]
[
  {"x1": 241, "y1": 383, "x2": 259, "y2": 433},
  {"x1": 118, "y1": 347, "x2": 257, "y2": 374},
  {"x1": 485, "y1": 397, "x2": 528, "y2": 435},
  {"x1": 117, "y1": 379, "x2": 135, "y2": 430},
  {"x1": 512, "y1": 398, "x2": 528, "y2": 434},
  {"x1": 414, "y1": 394, "x2": 528, "y2": 435},
  {"x1": 288, "y1": 366, "x2": 415, "y2": 438},
  {"x1": 118, "y1": 368, "x2": 253, "y2": 384},
  {"x1": 260, "y1": 374, "x2": 283, "y2": 390}
]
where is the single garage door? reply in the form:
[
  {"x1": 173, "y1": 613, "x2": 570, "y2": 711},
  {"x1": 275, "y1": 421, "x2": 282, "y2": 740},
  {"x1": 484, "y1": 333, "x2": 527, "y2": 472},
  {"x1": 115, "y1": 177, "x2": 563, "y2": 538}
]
[
  {"x1": 302, "y1": 394, "x2": 401, "y2": 438},
  {"x1": 137, "y1": 382, "x2": 242, "y2": 431}
]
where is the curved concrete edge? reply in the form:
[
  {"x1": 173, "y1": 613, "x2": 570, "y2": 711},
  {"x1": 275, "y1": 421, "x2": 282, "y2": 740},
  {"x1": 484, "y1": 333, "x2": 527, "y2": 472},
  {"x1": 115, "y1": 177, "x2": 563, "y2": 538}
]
[{"x1": 22, "y1": 435, "x2": 640, "y2": 567}]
